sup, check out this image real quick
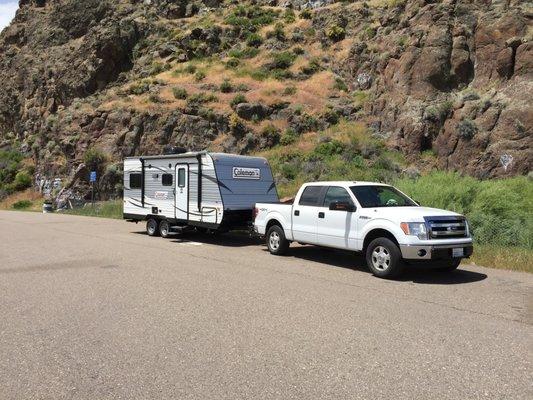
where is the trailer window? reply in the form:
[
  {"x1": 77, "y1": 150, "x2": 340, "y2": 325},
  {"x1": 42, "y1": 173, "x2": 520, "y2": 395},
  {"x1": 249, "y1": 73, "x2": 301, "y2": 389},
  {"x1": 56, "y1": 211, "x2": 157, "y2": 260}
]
[
  {"x1": 129, "y1": 173, "x2": 142, "y2": 189},
  {"x1": 162, "y1": 174, "x2": 173, "y2": 186},
  {"x1": 299, "y1": 186, "x2": 323, "y2": 206},
  {"x1": 177, "y1": 168, "x2": 186, "y2": 188}
]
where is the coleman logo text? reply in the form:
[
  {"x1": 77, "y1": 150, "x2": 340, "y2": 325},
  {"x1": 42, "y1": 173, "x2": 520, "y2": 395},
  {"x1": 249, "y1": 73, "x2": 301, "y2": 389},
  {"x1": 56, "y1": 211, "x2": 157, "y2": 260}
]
[{"x1": 232, "y1": 167, "x2": 261, "y2": 179}]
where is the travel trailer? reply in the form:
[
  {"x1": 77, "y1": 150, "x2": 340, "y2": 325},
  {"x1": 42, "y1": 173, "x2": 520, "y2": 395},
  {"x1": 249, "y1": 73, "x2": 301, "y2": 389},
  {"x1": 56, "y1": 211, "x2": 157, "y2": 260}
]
[{"x1": 123, "y1": 151, "x2": 278, "y2": 237}]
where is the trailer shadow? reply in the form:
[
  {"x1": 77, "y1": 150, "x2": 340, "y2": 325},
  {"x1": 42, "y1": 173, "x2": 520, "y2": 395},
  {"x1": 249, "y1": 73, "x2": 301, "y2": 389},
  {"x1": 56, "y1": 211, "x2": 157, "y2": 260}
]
[
  {"x1": 284, "y1": 245, "x2": 487, "y2": 285},
  {"x1": 172, "y1": 231, "x2": 262, "y2": 247}
]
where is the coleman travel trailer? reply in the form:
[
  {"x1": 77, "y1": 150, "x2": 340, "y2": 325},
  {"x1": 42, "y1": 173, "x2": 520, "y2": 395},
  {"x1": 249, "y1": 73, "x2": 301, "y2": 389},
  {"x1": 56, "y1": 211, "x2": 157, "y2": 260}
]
[{"x1": 123, "y1": 151, "x2": 279, "y2": 237}]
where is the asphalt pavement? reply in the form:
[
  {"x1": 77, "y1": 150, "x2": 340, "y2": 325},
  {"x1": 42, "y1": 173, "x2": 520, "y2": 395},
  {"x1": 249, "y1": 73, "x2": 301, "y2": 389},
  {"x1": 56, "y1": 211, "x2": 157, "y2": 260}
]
[{"x1": 0, "y1": 211, "x2": 531, "y2": 399}]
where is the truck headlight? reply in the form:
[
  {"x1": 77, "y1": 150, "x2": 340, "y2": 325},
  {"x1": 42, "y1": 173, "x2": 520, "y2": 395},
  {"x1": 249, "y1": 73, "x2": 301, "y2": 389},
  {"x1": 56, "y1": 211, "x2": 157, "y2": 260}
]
[{"x1": 400, "y1": 222, "x2": 428, "y2": 240}]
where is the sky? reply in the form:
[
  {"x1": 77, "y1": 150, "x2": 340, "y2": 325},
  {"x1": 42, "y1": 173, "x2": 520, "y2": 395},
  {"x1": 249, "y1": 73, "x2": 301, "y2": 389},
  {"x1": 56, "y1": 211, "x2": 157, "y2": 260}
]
[{"x1": 0, "y1": 0, "x2": 18, "y2": 32}]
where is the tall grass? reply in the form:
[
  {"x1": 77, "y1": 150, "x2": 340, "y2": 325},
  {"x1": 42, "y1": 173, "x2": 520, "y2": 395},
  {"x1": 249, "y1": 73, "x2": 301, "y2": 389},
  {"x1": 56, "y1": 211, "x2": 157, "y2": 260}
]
[
  {"x1": 395, "y1": 172, "x2": 533, "y2": 250},
  {"x1": 64, "y1": 200, "x2": 123, "y2": 219}
]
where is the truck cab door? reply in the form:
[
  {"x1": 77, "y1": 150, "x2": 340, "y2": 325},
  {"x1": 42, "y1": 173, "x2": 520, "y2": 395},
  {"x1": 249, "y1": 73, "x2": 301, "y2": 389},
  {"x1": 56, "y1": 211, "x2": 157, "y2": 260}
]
[
  {"x1": 318, "y1": 186, "x2": 358, "y2": 250},
  {"x1": 291, "y1": 186, "x2": 325, "y2": 244}
]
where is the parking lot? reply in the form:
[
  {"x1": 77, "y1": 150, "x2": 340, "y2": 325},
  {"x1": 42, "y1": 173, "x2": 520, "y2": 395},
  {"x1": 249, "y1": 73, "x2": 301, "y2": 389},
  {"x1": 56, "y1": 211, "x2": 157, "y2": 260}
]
[{"x1": 0, "y1": 211, "x2": 531, "y2": 399}]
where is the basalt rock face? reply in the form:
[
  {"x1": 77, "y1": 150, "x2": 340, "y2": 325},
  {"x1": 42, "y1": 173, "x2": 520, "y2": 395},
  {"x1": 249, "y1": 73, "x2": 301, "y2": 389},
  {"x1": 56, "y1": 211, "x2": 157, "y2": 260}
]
[
  {"x1": 333, "y1": 0, "x2": 532, "y2": 177},
  {"x1": 0, "y1": 0, "x2": 531, "y2": 188}
]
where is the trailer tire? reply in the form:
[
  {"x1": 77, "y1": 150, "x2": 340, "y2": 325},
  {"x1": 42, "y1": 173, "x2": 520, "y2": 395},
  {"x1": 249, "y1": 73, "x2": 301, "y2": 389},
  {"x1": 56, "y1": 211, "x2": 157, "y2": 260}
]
[
  {"x1": 159, "y1": 220, "x2": 171, "y2": 238},
  {"x1": 146, "y1": 218, "x2": 160, "y2": 237},
  {"x1": 365, "y1": 237, "x2": 404, "y2": 279},
  {"x1": 266, "y1": 225, "x2": 289, "y2": 255}
]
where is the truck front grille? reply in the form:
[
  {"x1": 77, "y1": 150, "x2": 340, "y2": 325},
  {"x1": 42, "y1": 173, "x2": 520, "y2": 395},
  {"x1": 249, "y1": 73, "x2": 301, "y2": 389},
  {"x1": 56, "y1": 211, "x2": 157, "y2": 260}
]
[{"x1": 425, "y1": 216, "x2": 467, "y2": 239}]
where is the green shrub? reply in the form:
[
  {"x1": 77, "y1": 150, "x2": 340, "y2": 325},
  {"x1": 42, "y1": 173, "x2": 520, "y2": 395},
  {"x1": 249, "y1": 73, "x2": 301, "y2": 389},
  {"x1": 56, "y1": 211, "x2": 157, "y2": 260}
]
[
  {"x1": 12, "y1": 200, "x2": 32, "y2": 210},
  {"x1": 194, "y1": 70, "x2": 206, "y2": 81},
  {"x1": 220, "y1": 79, "x2": 233, "y2": 93},
  {"x1": 301, "y1": 57, "x2": 321, "y2": 75},
  {"x1": 226, "y1": 58, "x2": 241, "y2": 69},
  {"x1": 14, "y1": 171, "x2": 32, "y2": 190},
  {"x1": 266, "y1": 23, "x2": 286, "y2": 41},
  {"x1": 148, "y1": 93, "x2": 162, "y2": 103},
  {"x1": 270, "y1": 51, "x2": 297, "y2": 69},
  {"x1": 334, "y1": 77, "x2": 348, "y2": 92},
  {"x1": 300, "y1": 9, "x2": 313, "y2": 20},
  {"x1": 313, "y1": 140, "x2": 346, "y2": 159},
  {"x1": 228, "y1": 47, "x2": 260, "y2": 59},
  {"x1": 283, "y1": 86, "x2": 297, "y2": 96},
  {"x1": 231, "y1": 94, "x2": 247, "y2": 108},
  {"x1": 280, "y1": 128, "x2": 298, "y2": 145},
  {"x1": 187, "y1": 92, "x2": 218, "y2": 105},
  {"x1": 84, "y1": 148, "x2": 107, "y2": 176},
  {"x1": 172, "y1": 87, "x2": 188, "y2": 99},
  {"x1": 246, "y1": 32, "x2": 263, "y2": 47},
  {"x1": 284, "y1": 8, "x2": 296, "y2": 23},
  {"x1": 326, "y1": 25, "x2": 345, "y2": 42},
  {"x1": 457, "y1": 119, "x2": 477, "y2": 140}
]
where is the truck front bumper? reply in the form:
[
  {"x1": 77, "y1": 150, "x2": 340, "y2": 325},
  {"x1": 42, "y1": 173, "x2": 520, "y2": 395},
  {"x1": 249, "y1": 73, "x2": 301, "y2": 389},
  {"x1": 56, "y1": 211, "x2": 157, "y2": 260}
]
[{"x1": 399, "y1": 242, "x2": 473, "y2": 260}]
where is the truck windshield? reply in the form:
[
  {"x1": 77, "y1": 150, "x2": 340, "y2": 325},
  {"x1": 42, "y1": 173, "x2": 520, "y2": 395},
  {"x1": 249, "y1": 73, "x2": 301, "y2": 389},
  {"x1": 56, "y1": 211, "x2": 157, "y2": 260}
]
[{"x1": 350, "y1": 185, "x2": 417, "y2": 208}]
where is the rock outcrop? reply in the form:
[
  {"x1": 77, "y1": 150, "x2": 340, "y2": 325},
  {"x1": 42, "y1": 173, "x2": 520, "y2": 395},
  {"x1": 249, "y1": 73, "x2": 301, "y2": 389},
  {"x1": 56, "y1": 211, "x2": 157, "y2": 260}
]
[{"x1": 0, "y1": 0, "x2": 530, "y2": 195}]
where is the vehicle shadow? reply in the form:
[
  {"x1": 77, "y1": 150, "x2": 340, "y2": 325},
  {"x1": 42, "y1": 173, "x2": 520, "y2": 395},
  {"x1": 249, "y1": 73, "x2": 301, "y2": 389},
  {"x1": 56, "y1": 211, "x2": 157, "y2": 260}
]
[
  {"x1": 132, "y1": 230, "x2": 261, "y2": 247},
  {"x1": 284, "y1": 245, "x2": 487, "y2": 285}
]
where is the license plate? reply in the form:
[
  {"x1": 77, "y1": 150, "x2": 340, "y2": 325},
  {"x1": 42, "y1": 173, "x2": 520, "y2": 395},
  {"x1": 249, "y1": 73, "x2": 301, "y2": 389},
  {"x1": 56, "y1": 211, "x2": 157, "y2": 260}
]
[{"x1": 452, "y1": 248, "x2": 464, "y2": 257}]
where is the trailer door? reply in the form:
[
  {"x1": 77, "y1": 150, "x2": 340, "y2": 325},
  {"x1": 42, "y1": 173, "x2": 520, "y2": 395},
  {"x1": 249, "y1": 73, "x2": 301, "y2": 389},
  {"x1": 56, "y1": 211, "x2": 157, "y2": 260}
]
[{"x1": 175, "y1": 164, "x2": 188, "y2": 220}]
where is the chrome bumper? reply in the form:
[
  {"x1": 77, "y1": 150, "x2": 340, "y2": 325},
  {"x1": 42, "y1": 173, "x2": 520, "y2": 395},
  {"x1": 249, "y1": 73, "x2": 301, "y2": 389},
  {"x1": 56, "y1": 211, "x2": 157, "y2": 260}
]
[{"x1": 400, "y1": 242, "x2": 474, "y2": 260}]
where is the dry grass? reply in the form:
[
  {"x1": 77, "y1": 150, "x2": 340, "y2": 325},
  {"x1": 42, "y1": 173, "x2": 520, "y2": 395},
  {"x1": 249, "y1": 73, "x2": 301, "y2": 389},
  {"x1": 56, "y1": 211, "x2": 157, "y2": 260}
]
[
  {"x1": 0, "y1": 190, "x2": 44, "y2": 212},
  {"x1": 468, "y1": 245, "x2": 533, "y2": 273}
]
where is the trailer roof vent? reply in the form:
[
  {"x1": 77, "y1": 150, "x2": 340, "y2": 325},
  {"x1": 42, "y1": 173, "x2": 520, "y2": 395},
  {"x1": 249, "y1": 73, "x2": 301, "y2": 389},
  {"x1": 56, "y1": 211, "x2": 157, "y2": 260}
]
[{"x1": 163, "y1": 146, "x2": 188, "y2": 155}]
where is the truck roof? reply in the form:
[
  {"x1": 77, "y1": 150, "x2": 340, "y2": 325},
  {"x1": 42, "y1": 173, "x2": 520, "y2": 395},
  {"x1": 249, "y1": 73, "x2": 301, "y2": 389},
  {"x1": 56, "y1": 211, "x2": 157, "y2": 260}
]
[{"x1": 303, "y1": 181, "x2": 391, "y2": 187}]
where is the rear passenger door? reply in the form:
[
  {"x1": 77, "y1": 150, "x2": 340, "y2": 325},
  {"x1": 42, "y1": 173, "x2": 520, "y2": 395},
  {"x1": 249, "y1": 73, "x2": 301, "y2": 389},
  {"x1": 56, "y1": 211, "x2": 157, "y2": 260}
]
[
  {"x1": 318, "y1": 186, "x2": 358, "y2": 250},
  {"x1": 292, "y1": 186, "x2": 325, "y2": 244}
]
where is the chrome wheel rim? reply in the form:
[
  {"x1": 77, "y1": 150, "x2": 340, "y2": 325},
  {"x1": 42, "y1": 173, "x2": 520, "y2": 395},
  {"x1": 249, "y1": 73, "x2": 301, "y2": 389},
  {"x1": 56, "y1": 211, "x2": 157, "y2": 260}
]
[
  {"x1": 148, "y1": 221, "x2": 156, "y2": 235},
  {"x1": 372, "y1": 246, "x2": 391, "y2": 271},
  {"x1": 269, "y1": 231, "x2": 280, "y2": 251},
  {"x1": 161, "y1": 223, "x2": 168, "y2": 236}
]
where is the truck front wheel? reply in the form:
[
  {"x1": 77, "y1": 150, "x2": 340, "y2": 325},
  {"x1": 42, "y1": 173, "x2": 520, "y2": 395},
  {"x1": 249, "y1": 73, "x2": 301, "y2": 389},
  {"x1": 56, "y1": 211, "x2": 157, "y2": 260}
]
[
  {"x1": 266, "y1": 225, "x2": 289, "y2": 255},
  {"x1": 366, "y1": 238, "x2": 404, "y2": 279}
]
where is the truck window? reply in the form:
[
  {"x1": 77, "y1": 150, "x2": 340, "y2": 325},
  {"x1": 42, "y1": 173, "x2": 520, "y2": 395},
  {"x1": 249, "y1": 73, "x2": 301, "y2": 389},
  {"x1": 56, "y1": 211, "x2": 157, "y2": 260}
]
[
  {"x1": 350, "y1": 185, "x2": 417, "y2": 208},
  {"x1": 323, "y1": 187, "x2": 354, "y2": 208},
  {"x1": 130, "y1": 173, "x2": 142, "y2": 189},
  {"x1": 299, "y1": 186, "x2": 323, "y2": 206},
  {"x1": 162, "y1": 173, "x2": 173, "y2": 186}
]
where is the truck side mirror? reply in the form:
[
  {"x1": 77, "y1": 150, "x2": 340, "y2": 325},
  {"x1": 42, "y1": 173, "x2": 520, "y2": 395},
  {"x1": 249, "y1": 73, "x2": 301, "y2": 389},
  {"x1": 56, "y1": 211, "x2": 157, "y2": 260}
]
[{"x1": 329, "y1": 201, "x2": 356, "y2": 212}]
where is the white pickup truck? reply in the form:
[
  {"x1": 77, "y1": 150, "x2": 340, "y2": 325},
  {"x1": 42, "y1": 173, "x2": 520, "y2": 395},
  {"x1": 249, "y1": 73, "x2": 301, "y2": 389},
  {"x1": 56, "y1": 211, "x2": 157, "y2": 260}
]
[{"x1": 254, "y1": 181, "x2": 473, "y2": 278}]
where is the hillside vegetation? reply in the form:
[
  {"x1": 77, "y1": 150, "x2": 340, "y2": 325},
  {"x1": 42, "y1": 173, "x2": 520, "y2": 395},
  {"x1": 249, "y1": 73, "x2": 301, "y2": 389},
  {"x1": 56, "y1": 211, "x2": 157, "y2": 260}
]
[{"x1": 0, "y1": 0, "x2": 531, "y2": 271}]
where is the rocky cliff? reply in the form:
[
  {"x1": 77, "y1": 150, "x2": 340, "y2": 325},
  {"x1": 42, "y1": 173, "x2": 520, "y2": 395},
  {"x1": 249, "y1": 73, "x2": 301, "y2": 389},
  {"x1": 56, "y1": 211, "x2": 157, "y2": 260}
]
[{"x1": 0, "y1": 0, "x2": 531, "y2": 198}]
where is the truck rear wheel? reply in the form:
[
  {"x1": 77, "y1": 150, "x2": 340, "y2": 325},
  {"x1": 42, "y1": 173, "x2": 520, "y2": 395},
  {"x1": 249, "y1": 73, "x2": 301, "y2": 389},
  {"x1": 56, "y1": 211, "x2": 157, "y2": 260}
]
[
  {"x1": 366, "y1": 238, "x2": 404, "y2": 279},
  {"x1": 266, "y1": 225, "x2": 289, "y2": 255},
  {"x1": 146, "y1": 218, "x2": 160, "y2": 237}
]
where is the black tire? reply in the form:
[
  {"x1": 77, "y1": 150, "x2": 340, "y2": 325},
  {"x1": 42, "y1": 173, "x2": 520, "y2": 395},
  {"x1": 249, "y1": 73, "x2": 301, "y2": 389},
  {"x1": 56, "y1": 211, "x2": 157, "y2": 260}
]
[
  {"x1": 266, "y1": 225, "x2": 290, "y2": 255},
  {"x1": 438, "y1": 259, "x2": 461, "y2": 272},
  {"x1": 365, "y1": 237, "x2": 404, "y2": 279},
  {"x1": 146, "y1": 218, "x2": 160, "y2": 237},
  {"x1": 159, "y1": 220, "x2": 171, "y2": 238}
]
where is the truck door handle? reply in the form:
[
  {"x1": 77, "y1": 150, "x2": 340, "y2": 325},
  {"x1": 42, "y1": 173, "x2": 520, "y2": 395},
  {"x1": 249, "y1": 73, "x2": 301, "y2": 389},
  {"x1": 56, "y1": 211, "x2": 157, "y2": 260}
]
[
  {"x1": 294, "y1": 210, "x2": 300, "y2": 216},
  {"x1": 318, "y1": 212, "x2": 325, "y2": 219}
]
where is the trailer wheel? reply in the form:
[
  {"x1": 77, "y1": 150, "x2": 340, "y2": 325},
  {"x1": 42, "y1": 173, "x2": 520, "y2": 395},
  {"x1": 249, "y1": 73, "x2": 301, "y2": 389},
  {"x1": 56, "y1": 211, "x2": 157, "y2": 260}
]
[
  {"x1": 159, "y1": 220, "x2": 171, "y2": 238},
  {"x1": 146, "y1": 218, "x2": 160, "y2": 237},
  {"x1": 266, "y1": 225, "x2": 289, "y2": 255}
]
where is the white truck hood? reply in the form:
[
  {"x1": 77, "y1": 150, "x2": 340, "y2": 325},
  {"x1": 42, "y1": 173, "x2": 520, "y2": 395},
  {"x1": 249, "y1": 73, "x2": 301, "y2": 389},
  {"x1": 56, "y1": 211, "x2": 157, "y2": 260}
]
[{"x1": 360, "y1": 206, "x2": 463, "y2": 222}]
